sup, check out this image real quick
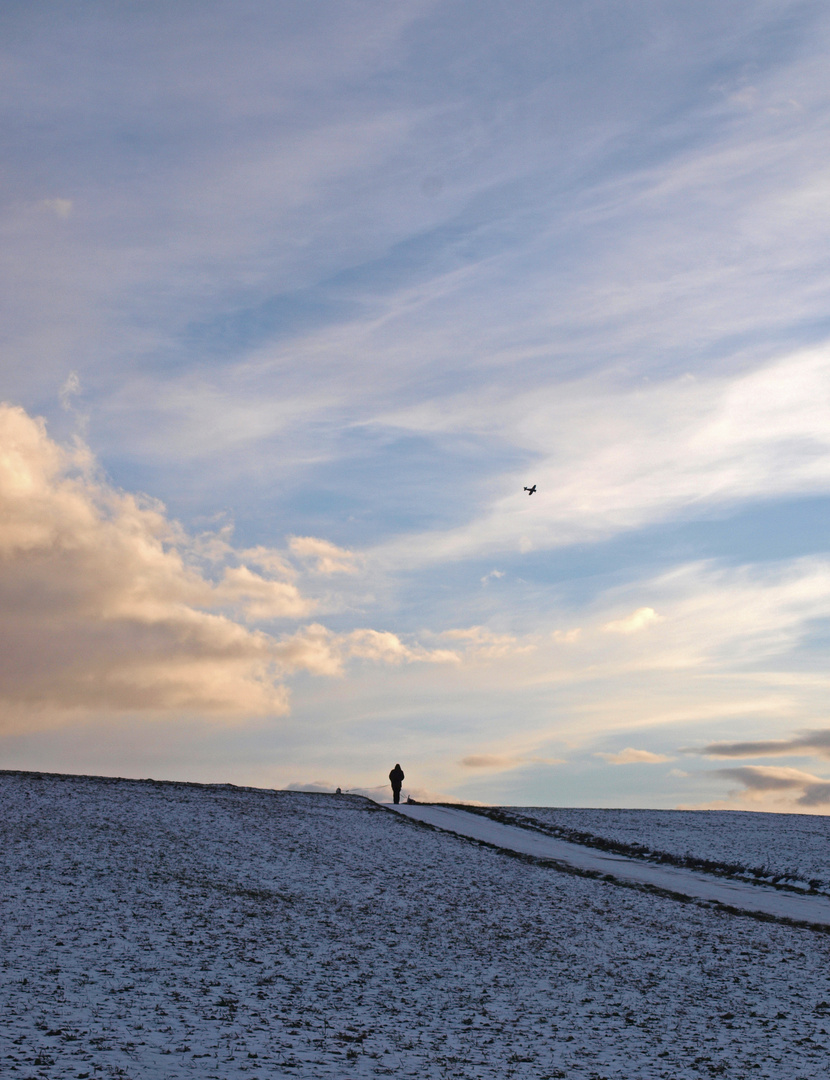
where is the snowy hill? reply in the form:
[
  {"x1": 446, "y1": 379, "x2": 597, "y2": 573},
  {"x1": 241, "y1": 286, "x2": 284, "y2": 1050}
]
[{"x1": 2, "y1": 771, "x2": 830, "y2": 1079}]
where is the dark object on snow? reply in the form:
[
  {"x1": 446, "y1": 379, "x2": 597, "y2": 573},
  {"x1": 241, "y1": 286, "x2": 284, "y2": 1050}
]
[
  {"x1": 335, "y1": 787, "x2": 341, "y2": 794},
  {"x1": 406, "y1": 796, "x2": 418, "y2": 805},
  {"x1": 389, "y1": 763, "x2": 405, "y2": 804},
  {"x1": 524, "y1": 484, "x2": 536, "y2": 495}
]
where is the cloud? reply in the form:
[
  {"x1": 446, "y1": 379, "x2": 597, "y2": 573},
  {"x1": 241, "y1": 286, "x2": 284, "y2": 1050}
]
[
  {"x1": 214, "y1": 565, "x2": 310, "y2": 620},
  {"x1": 237, "y1": 545, "x2": 296, "y2": 579},
  {"x1": 701, "y1": 729, "x2": 830, "y2": 759},
  {"x1": 440, "y1": 626, "x2": 537, "y2": 659},
  {"x1": 273, "y1": 623, "x2": 460, "y2": 678},
  {"x1": 461, "y1": 754, "x2": 521, "y2": 769},
  {"x1": 370, "y1": 347, "x2": 830, "y2": 571},
  {"x1": 289, "y1": 535, "x2": 360, "y2": 575},
  {"x1": 716, "y1": 764, "x2": 830, "y2": 806},
  {"x1": 481, "y1": 569, "x2": 504, "y2": 585},
  {"x1": 59, "y1": 372, "x2": 81, "y2": 411},
  {"x1": 602, "y1": 607, "x2": 663, "y2": 634},
  {"x1": 800, "y1": 784, "x2": 830, "y2": 807},
  {"x1": 41, "y1": 197, "x2": 72, "y2": 218},
  {"x1": 347, "y1": 628, "x2": 459, "y2": 666},
  {"x1": 0, "y1": 404, "x2": 436, "y2": 729},
  {"x1": 596, "y1": 748, "x2": 673, "y2": 764},
  {"x1": 460, "y1": 752, "x2": 565, "y2": 770},
  {"x1": 0, "y1": 404, "x2": 307, "y2": 724}
]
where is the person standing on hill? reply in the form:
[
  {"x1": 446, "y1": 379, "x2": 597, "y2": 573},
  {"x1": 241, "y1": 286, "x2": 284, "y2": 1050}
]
[{"x1": 389, "y1": 763, "x2": 404, "y2": 804}]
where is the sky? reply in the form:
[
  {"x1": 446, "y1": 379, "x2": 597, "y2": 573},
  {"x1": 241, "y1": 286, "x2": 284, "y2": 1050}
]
[{"x1": 3, "y1": 0, "x2": 830, "y2": 811}]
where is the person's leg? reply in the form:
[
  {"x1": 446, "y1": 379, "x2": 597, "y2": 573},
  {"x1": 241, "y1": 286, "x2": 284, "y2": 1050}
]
[{"x1": 393, "y1": 788, "x2": 400, "y2": 804}]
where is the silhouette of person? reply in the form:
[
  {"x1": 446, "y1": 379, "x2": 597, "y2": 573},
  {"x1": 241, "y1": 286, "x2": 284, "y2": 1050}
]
[{"x1": 389, "y1": 763, "x2": 404, "y2": 804}]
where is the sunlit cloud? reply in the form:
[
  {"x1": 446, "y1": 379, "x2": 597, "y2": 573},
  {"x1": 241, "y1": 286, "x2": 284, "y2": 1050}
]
[
  {"x1": 716, "y1": 764, "x2": 830, "y2": 807},
  {"x1": 460, "y1": 753, "x2": 565, "y2": 771},
  {"x1": 602, "y1": 608, "x2": 663, "y2": 635},
  {"x1": 288, "y1": 535, "x2": 360, "y2": 575},
  {"x1": 0, "y1": 404, "x2": 441, "y2": 730},
  {"x1": 440, "y1": 626, "x2": 537, "y2": 659},
  {"x1": 273, "y1": 623, "x2": 459, "y2": 676},
  {"x1": 0, "y1": 403, "x2": 305, "y2": 724},
  {"x1": 461, "y1": 754, "x2": 522, "y2": 769},
  {"x1": 596, "y1": 748, "x2": 673, "y2": 765}
]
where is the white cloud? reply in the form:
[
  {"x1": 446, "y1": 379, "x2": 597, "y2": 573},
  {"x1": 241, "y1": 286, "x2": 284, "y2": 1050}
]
[
  {"x1": 59, "y1": 372, "x2": 81, "y2": 411},
  {"x1": 347, "y1": 628, "x2": 459, "y2": 666},
  {"x1": 41, "y1": 197, "x2": 72, "y2": 218},
  {"x1": 596, "y1": 748, "x2": 673, "y2": 764},
  {"x1": 440, "y1": 626, "x2": 536, "y2": 659},
  {"x1": 272, "y1": 623, "x2": 459, "y2": 678},
  {"x1": 369, "y1": 348, "x2": 830, "y2": 570},
  {"x1": 602, "y1": 607, "x2": 663, "y2": 635},
  {"x1": 288, "y1": 535, "x2": 360, "y2": 575},
  {"x1": 215, "y1": 565, "x2": 310, "y2": 620}
]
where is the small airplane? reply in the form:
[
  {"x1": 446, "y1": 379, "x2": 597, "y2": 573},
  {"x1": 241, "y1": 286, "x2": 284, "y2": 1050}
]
[{"x1": 523, "y1": 484, "x2": 537, "y2": 495}]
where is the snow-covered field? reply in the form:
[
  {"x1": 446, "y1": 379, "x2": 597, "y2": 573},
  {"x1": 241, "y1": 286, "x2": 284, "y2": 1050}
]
[
  {"x1": 393, "y1": 804, "x2": 830, "y2": 925},
  {"x1": 3, "y1": 771, "x2": 830, "y2": 1080},
  {"x1": 509, "y1": 807, "x2": 830, "y2": 892}
]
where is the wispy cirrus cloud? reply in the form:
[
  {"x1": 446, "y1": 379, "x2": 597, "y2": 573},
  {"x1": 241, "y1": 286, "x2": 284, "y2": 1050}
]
[{"x1": 369, "y1": 347, "x2": 830, "y2": 568}]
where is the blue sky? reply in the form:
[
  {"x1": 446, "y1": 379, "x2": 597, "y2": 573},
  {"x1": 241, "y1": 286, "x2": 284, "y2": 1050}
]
[{"x1": 3, "y1": 0, "x2": 830, "y2": 810}]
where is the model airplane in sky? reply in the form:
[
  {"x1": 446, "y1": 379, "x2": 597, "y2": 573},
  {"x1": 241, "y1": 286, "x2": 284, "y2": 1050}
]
[{"x1": 523, "y1": 484, "x2": 536, "y2": 495}]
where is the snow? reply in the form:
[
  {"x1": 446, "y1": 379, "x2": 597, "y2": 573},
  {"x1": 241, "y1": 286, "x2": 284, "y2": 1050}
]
[
  {"x1": 514, "y1": 806, "x2": 830, "y2": 891},
  {"x1": 3, "y1": 770, "x2": 830, "y2": 1079},
  {"x1": 392, "y1": 804, "x2": 830, "y2": 926}
]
